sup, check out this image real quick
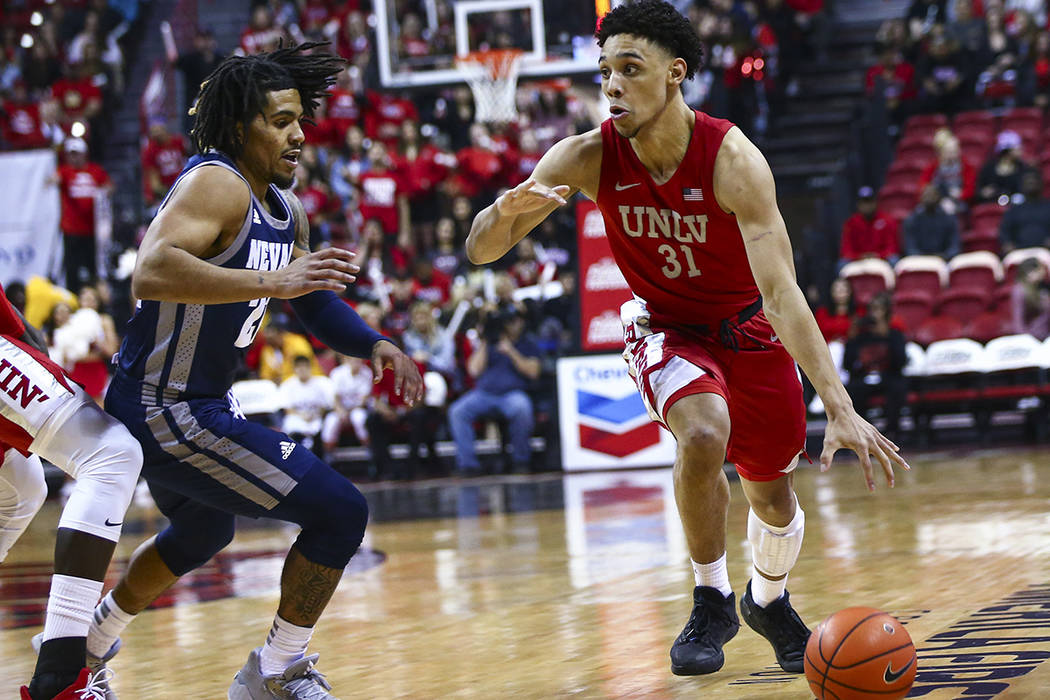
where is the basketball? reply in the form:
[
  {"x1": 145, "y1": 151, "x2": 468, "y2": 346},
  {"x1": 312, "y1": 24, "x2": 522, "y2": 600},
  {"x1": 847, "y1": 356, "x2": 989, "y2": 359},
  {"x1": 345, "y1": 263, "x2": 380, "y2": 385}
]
[{"x1": 804, "y1": 607, "x2": 917, "y2": 700}]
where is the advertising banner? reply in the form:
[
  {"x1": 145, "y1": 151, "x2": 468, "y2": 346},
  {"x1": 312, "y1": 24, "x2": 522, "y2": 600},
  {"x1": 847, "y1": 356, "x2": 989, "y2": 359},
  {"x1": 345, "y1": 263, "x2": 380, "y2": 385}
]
[
  {"x1": 0, "y1": 149, "x2": 61, "y2": 286},
  {"x1": 576, "y1": 200, "x2": 632, "y2": 351},
  {"x1": 556, "y1": 353, "x2": 676, "y2": 471}
]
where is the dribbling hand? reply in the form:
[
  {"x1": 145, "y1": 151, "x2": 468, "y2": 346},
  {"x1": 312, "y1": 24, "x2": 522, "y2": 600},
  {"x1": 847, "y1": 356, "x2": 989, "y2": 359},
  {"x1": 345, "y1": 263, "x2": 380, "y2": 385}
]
[
  {"x1": 820, "y1": 409, "x2": 910, "y2": 492},
  {"x1": 496, "y1": 179, "x2": 571, "y2": 217},
  {"x1": 271, "y1": 247, "x2": 360, "y2": 299}
]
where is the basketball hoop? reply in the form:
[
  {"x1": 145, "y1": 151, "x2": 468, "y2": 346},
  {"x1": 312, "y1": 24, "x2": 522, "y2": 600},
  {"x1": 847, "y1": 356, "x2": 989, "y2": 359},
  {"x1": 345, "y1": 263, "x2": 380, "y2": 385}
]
[{"x1": 455, "y1": 49, "x2": 524, "y2": 124}]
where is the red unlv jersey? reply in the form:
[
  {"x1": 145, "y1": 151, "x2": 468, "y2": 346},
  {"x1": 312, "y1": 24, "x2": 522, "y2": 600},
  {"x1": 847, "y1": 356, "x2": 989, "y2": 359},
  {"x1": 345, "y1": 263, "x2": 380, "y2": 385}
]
[{"x1": 595, "y1": 111, "x2": 760, "y2": 326}]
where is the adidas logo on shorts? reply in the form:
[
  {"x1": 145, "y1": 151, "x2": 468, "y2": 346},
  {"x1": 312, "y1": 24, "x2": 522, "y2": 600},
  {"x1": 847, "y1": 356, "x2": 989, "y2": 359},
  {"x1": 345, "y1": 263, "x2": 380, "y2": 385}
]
[{"x1": 279, "y1": 441, "x2": 295, "y2": 460}]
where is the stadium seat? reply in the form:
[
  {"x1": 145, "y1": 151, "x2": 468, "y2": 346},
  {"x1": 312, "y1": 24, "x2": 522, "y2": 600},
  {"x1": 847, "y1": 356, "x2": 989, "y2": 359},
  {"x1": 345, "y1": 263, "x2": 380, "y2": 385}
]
[
  {"x1": 914, "y1": 314, "x2": 965, "y2": 346},
  {"x1": 955, "y1": 125, "x2": 995, "y2": 149},
  {"x1": 903, "y1": 341, "x2": 926, "y2": 377},
  {"x1": 906, "y1": 113, "x2": 949, "y2": 131},
  {"x1": 953, "y1": 109, "x2": 996, "y2": 131},
  {"x1": 1003, "y1": 247, "x2": 1050, "y2": 282},
  {"x1": 893, "y1": 289, "x2": 936, "y2": 337},
  {"x1": 990, "y1": 283, "x2": 1013, "y2": 313},
  {"x1": 937, "y1": 287, "x2": 990, "y2": 321},
  {"x1": 885, "y1": 160, "x2": 926, "y2": 184},
  {"x1": 961, "y1": 229, "x2": 1000, "y2": 254},
  {"x1": 895, "y1": 255, "x2": 948, "y2": 295},
  {"x1": 980, "y1": 335, "x2": 1049, "y2": 440},
  {"x1": 961, "y1": 141, "x2": 991, "y2": 165},
  {"x1": 970, "y1": 203, "x2": 1007, "y2": 234},
  {"x1": 892, "y1": 151, "x2": 934, "y2": 172},
  {"x1": 1002, "y1": 106, "x2": 1043, "y2": 131},
  {"x1": 896, "y1": 142, "x2": 936, "y2": 166},
  {"x1": 913, "y1": 337, "x2": 986, "y2": 443},
  {"x1": 947, "y1": 251, "x2": 1004, "y2": 295},
  {"x1": 841, "y1": 258, "x2": 895, "y2": 306},
  {"x1": 963, "y1": 309, "x2": 1014, "y2": 343},
  {"x1": 897, "y1": 131, "x2": 936, "y2": 153}
]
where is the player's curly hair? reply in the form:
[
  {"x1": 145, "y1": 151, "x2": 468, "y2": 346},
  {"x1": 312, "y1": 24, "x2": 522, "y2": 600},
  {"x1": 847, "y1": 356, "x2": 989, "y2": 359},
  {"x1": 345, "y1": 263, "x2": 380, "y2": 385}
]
[
  {"x1": 189, "y1": 41, "x2": 346, "y2": 156},
  {"x1": 595, "y1": 0, "x2": 703, "y2": 80}
]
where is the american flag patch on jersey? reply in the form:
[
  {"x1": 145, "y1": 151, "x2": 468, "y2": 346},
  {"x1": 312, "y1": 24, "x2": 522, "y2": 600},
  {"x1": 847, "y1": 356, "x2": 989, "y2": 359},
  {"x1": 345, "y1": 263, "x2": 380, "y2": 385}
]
[{"x1": 682, "y1": 187, "x2": 704, "y2": 201}]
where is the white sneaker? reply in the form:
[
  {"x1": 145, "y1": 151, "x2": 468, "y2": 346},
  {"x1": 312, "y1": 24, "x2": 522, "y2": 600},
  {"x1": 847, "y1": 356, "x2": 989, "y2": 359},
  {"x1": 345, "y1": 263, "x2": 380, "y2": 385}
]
[{"x1": 228, "y1": 648, "x2": 339, "y2": 700}]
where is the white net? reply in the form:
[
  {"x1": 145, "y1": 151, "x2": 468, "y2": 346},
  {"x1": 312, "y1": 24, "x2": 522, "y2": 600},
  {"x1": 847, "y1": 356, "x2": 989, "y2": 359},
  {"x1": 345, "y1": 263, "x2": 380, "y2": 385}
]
[{"x1": 456, "y1": 50, "x2": 523, "y2": 124}]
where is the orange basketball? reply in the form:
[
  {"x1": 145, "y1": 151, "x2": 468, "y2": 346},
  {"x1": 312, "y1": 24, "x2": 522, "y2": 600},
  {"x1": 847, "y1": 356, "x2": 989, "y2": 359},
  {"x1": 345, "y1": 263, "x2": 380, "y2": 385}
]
[{"x1": 804, "y1": 607, "x2": 917, "y2": 700}]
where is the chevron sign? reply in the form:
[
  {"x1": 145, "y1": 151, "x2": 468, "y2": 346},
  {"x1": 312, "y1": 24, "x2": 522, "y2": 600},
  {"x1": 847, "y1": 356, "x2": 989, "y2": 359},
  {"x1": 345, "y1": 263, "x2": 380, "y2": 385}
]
[{"x1": 557, "y1": 354, "x2": 677, "y2": 470}]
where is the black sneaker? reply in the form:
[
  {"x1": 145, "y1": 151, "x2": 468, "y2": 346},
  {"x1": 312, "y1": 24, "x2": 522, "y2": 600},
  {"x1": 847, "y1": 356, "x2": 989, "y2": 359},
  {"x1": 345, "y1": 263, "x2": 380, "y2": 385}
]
[
  {"x1": 739, "y1": 579, "x2": 811, "y2": 673},
  {"x1": 669, "y1": 586, "x2": 740, "y2": 675}
]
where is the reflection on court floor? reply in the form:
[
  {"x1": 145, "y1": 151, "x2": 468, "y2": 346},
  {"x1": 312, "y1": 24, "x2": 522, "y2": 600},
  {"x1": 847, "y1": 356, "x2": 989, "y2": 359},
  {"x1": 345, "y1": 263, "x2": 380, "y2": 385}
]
[{"x1": 4, "y1": 449, "x2": 1050, "y2": 698}]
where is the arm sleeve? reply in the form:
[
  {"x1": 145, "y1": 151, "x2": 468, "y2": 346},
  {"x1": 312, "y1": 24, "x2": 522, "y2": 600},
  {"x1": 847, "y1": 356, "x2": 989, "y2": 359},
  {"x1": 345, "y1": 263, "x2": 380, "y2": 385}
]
[{"x1": 289, "y1": 290, "x2": 390, "y2": 359}]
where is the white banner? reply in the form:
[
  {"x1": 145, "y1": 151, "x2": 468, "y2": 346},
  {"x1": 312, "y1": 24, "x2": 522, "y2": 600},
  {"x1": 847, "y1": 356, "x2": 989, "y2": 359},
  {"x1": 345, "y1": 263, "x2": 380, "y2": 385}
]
[
  {"x1": 556, "y1": 354, "x2": 677, "y2": 471},
  {"x1": 0, "y1": 149, "x2": 61, "y2": 286}
]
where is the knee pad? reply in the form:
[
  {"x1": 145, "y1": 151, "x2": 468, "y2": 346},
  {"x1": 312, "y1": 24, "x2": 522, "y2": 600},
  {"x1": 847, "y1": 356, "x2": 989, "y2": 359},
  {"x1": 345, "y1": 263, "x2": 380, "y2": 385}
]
[
  {"x1": 747, "y1": 499, "x2": 805, "y2": 578},
  {"x1": 290, "y1": 472, "x2": 369, "y2": 570},
  {"x1": 156, "y1": 514, "x2": 236, "y2": 576}
]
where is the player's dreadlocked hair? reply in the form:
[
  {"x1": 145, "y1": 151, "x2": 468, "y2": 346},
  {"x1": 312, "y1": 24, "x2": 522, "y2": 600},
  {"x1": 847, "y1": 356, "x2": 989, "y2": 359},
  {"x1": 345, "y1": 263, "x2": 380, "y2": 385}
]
[
  {"x1": 595, "y1": 0, "x2": 703, "y2": 80},
  {"x1": 189, "y1": 41, "x2": 346, "y2": 156}
]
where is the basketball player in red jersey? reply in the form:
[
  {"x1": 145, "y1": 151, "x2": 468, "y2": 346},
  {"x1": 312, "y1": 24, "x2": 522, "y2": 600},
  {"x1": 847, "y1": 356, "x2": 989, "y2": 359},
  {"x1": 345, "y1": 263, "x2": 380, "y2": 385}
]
[
  {"x1": 0, "y1": 284, "x2": 143, "y2": 699},
  {"x1": 467, "y1": 0, "x2": 909, "y2": 677}
]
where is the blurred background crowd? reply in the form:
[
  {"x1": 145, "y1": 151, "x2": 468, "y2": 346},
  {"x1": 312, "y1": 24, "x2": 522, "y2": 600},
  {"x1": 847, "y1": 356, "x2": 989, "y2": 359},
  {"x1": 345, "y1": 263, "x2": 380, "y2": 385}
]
[{"x1": 1, "y1": 0, "x2": 1049, "y2": 477}]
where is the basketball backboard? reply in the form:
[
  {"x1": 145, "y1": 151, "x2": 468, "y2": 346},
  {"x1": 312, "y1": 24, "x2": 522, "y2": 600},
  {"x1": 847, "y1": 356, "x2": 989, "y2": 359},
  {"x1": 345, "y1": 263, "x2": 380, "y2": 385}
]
[{"x1": 374, "y1": 0, "x2": 603, "y2": 88}]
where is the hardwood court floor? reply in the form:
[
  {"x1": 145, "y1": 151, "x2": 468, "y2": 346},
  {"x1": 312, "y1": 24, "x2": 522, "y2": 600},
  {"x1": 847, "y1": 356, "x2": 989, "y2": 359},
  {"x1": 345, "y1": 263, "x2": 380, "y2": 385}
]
[{"x1": 4, "y1": 449, "x2": 1050, "y2": 699}]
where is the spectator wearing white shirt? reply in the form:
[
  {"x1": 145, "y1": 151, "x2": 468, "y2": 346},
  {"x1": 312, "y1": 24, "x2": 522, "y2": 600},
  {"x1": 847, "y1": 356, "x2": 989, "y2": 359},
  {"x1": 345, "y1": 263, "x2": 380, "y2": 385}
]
[
  {"x1": 279, "y1": 355, "x2": 335, "y2": 456},
  {"x1": 322, "y1": 355, "x2": 373, "y2": 457}
]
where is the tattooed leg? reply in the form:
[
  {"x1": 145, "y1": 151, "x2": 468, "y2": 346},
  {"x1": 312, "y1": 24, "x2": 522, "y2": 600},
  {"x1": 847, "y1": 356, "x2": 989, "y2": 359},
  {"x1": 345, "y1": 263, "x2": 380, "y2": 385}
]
[{"x1": 277, "y1": 546, "x2": 344, "y2": 626}]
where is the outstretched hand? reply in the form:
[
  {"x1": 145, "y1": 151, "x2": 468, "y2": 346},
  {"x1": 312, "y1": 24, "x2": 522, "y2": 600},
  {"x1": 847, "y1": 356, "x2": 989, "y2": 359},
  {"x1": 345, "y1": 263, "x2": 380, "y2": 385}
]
[
  {"x1": 820, "y1": 409, "x2": 910, "y2": 491},
  {"x1": 371, "y1": 340, "x2": 424, "y2": 406},
  {"x1": 496, "y1": 179, "x2": 571, "y2": 217}
]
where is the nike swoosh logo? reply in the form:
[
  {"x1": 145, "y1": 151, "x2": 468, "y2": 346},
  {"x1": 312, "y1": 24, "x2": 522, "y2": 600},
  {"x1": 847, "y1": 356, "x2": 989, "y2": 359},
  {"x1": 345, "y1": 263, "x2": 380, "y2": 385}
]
[
  {"x1": 104, "y1": 519, "x2": 123, "y2": 527},
  {"x1": 883, "y1": 657, "x2": 914, "y2": 683},
  {"x1": 615, "y1": 182, "x2": 640, "y2": 191}
]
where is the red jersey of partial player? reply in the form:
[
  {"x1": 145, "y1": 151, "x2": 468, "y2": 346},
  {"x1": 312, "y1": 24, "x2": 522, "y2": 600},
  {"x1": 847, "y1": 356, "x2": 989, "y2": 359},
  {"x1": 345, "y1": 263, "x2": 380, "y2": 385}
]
[
  {"x1": 595, "y1": 111, "x2": 760, "y2": 326},
  {"x1": 0, "y1": 284, "x2": 76, "y2": 456}
]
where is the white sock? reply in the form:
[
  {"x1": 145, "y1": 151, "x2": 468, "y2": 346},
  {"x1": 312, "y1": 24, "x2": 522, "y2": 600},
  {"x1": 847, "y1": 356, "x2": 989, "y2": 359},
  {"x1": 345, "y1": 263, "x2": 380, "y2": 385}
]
[
  {"x1": 259, "y1": 615, "x2": 314, "y2": 676},
  {"x1": 691, "y1": 553, "x2": 732, "y2": 597},
  {"x1": 87, "y1": 591, "x2": 135, "y2": 658},
  {"x1": 751, "y1": 571, "x2": 788, "y2": 608},
  {"x1": 43, "y1": 574, "x2": 103, "y2": 642}
]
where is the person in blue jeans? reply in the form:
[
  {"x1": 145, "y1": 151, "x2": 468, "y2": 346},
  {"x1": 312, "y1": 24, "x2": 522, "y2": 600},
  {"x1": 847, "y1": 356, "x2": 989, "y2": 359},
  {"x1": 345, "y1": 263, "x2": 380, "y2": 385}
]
[{"x1": 449, "y1": 308, "x2": 541, "y2": 473}]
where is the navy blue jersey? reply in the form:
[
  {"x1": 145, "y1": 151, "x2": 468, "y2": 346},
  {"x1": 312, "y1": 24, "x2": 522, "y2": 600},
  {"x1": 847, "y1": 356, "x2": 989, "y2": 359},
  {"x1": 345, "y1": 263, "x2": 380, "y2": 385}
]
[{"x1": 117, "y1": 152, "x2": 295, "y2": 404}]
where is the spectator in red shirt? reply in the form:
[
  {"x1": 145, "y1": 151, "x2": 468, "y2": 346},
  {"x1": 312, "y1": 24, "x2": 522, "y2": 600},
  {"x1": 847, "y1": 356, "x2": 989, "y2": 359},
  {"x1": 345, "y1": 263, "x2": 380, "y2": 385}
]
[
  {"x1": 336, "y1": 11, "x2": 372, "y2": 65},
  {"x1": 412, "y1": 257, "x2": 452, "y2": 308},
  {"x1": 140, "y1": 118, "x2": 187, "y2": 209},
  {"x1": 917, "y1": 131, "x2": 976, "y2": 214},
  {"x1": 1, "y1": 81, "x2": 49, "y2": 150},
  {"x1": 326, "y1": 68, "x2": 363, "y2": 138},
  {"x1": 814, "y1": 277, "x2": 857, "y2": 343},
  {"x1": 393, "y1": 120, "x2": 455, "y2": 223},
  {"x1": 358, "y1": 142, "x2": 409, "y2": 237},
  {"x1": 865, "y1": 47, "x2": 917, "y2": 124},
  {"x1": 364, "y1": 90, "x2": 420, "y2": 149},
  {"x1": 51, "y1": 61, "x2": 103, "y2": 130},
  {"x1": 454, "y1": 123, "x2": 505, "y2": 200},
  {"x1": 240, "y1": 5, "x2": 284, "y2": 55},
  {"x1": 838, "y1": 186, "x2": 901, "y2": 271},
  {"x1": 398, "y1": 13, "x2": 430, "y2": 59},
  {"x1": 55, "y1": 137, "x2": 110, "y2": 292},
  {"x1": 294, "y1": 166, "x2": 340, "y2": 249}
]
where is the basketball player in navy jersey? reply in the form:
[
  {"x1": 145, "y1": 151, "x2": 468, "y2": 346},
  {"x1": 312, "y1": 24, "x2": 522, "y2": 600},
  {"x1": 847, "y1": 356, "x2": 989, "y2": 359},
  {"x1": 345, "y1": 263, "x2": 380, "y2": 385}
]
[
  {"x1": 75, "y1": 44, "x2": 422, "y2": 699},
  {"x1": 468, "y1": 0, "x2": 909, "y2": 678}
]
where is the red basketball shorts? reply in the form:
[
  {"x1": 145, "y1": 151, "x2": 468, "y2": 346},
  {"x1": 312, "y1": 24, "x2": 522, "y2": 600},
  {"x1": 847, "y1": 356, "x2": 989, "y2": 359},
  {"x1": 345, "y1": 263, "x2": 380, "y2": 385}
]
[{"x1": 621, "y1": 300, "x2": 806, "y2": 482}]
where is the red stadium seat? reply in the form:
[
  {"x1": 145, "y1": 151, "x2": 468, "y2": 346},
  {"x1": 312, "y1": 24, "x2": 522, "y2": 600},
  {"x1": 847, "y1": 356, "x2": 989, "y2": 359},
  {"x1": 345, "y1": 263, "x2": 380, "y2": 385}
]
[
  {"x1": 892, "y1": 151, "x2": 934, "y2": 172},
  {"x1": 963, "y1": 310, "x2": 1014, "y2": 343},
  {"x1": 955, "y1": 124, "x2": 995, "y2": 148},
  {"x1": 905, "y1": 113, "x2": 949, "y2": 132},
  {"x1": 961, "y1": 229, "x2": 1000, "y2": 254},
  {"x1": 897, "y1": 131, "x2": 936, "y2": 152},
  {"x1": 938, "y1": 287, "x2": 990, "y2": 321},
  {"x1": 841, "y1": 258, "x2": 895, "y2": 306},
  {"x1": 896, "y1": 143, "x2": 936, "y2": 165},
  {"x1": 895, "y1": 255, "x2": 948, "y2": 296},
  {"x1": 893, "y1": 289, "x2": 936, "y2": 337},
  {"x1": 990, "y1": 284, "x2": 1013, "y2": 313},
  {"x1": 1002, "y1": 106, "x2": 1043, "y2": 131},
  {"x1": 970, "y1": 202, "x2": 1007, "y2": 234},
  {"x1": 947, "y1": 251, "x2": 1004, "y2": 295},
  {"x1": 914, "y1": 315, "x2": 966, "y2": 346},
  {"x1": 1003, "y1": 247, "x2": 1050, "y2": 282},
  {"x1": 953, "y1": 109, "x2": 996, "y2": 131}
]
